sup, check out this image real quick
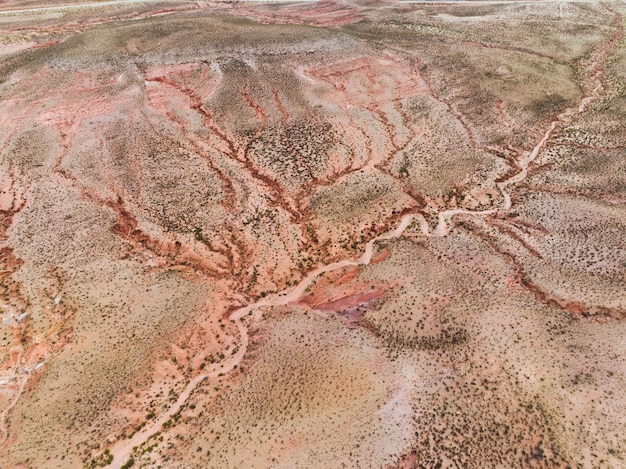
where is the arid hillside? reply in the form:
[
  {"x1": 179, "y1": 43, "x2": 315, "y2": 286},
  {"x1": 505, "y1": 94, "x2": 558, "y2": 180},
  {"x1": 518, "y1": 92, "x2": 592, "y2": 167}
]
[{"x1": 0, "y1": 0, "x2": 625, "y2": 468}]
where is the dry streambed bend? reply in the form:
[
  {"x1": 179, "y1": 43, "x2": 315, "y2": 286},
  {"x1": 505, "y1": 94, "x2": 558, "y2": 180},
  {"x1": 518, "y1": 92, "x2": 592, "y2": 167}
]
[
  {"x1": 0, "y1": 1, "x2": 625, "y2": 468},
  {"x1": 109, "y1": 8, "x2": 623, "y2": 462}
]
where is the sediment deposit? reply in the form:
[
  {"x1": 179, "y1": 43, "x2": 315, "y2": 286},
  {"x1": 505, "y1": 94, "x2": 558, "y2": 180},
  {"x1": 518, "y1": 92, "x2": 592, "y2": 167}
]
[{"x1": 0, "y1": 0, "x2": 625, "y2": 467}]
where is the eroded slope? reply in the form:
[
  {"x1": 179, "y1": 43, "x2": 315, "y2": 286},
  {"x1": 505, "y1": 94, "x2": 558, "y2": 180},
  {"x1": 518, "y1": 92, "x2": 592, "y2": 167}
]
[{"x1": 0, "y1": 1, "x2": 624, "y2": 468}]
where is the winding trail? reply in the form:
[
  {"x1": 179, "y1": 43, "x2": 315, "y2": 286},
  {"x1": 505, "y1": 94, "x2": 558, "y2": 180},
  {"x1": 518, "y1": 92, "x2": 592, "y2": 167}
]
[{"x1": 107, "y1": 5, "x2": 622, "y2": 466}]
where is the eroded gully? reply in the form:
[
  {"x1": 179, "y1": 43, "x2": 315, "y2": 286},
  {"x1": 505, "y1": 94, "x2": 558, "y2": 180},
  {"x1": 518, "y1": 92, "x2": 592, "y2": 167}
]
[{"x1": 108, "y1": 11, "x2": 621, "y2": 465}]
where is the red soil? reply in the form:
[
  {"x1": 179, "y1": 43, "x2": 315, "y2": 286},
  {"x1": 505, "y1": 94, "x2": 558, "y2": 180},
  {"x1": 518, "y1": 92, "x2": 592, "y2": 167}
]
[
  {"x1": 312, "y1": 289, "x2": 385, "y2": 313},
  {"x1": 233, "y1": 0, "x2": 363, "y2": 27}
]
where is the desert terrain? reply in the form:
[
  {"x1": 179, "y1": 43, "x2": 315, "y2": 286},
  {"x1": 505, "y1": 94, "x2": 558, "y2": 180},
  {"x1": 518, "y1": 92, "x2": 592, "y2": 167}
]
[{"x1": 0, "y1": 0, "x2": 625, "y2": 467}]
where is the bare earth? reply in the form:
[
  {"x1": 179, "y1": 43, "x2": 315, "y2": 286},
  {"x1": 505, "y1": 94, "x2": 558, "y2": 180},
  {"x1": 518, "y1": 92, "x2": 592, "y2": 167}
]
[{"x1": 0, "y1": 0, "x2": 625, "y2": 468}]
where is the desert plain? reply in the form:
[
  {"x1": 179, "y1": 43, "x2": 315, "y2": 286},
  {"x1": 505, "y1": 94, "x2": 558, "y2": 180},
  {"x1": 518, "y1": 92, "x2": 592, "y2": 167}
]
[{"x1": 0, "y1": 0, "x2": 625, "y2": 467}]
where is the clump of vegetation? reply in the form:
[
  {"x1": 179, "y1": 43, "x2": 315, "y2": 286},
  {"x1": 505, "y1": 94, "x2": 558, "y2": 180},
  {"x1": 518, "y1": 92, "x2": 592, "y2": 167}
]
[
  {"x1": 529, "y1": 94, "x2": 568, "y2": 118},
  {"x1": 89, "y1": 448, "x2": 113, "y2": 467}
]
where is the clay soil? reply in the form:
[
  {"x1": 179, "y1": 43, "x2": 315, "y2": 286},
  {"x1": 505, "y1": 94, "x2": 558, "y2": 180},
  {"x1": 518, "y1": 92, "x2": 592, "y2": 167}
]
[{"x1": 0, "y1": 0, "x2": 625, "y2": 468}]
